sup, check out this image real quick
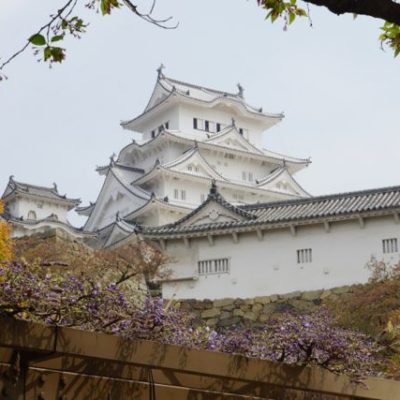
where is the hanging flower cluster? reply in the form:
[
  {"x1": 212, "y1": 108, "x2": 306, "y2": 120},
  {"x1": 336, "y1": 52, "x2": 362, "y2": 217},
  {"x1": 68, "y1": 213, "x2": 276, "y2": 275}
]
[{"x1": 0, "y1": 261, "x2": 384, "y2": 380}]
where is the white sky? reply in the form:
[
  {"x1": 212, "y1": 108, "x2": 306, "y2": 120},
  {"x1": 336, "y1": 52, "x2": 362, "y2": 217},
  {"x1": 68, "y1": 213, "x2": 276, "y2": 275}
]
[{"x1": 0, "y1": 0, "x2": 399, "y2": 226}]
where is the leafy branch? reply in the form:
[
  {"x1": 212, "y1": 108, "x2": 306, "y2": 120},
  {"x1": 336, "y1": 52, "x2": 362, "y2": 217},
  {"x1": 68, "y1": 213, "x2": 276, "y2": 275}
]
[
  {"x1": 257, "y1": 0, "x2": 400, "y2": 57},
  {"x1": 0, "y1": 0, "x2": 176, "y2": 80}
]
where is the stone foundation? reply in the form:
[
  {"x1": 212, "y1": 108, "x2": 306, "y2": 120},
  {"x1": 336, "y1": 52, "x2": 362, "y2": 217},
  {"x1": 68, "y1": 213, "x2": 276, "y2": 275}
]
[{"x1": 172, "y1": 286, "x2": 353, "y2": 329}]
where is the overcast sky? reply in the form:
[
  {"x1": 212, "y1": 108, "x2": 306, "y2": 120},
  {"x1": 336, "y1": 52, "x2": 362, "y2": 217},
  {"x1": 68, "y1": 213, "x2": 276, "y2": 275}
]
[{"x1": 1, "y1": 0, "x2": 399, "y2": 226}]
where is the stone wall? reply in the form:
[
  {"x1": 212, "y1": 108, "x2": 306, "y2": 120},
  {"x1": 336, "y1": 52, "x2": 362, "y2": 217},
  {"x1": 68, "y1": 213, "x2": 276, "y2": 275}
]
[{"x1": 173, "y1": 286, "x2": 353, "y2": 329}]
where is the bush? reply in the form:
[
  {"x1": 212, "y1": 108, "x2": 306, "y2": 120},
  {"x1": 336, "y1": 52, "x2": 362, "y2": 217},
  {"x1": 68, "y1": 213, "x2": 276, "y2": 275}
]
[{"x1": 0, "y1": 200, "x2": 12, "y2": 262}]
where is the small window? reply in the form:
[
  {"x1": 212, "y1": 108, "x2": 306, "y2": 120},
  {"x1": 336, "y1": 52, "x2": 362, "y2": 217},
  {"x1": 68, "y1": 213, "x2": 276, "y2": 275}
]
[
  {"x1": 27, "y1": 210, "x2": 37, "y2": 220},
  {"x1": 383, "y1": 238, "x2": 398, "y2": 254},
  {"x1": 216, "y1": 123, "x2": 221, "y2": 132},
  {"x1": 248, "y1": 172, "x2": 254, "y2": 182},
  {"x1": 181, "y1": 190, "x2": 186, "y2": 200},
  {"x1": 151, "y1": 130, "x2": 155, "y2": 139},
  {"x1": 239, "y1": 128, "x2": 243, "y2": 135},
  {"x1": 205, "y1": 120, "x2": 210, "y2": 132},
  {"x1": 165, "y1": 121, "x2": 169, "y2": 129},
  {"x1": 242, "y1": 171, "x2": 247, "y2": 181},
  {"x1": 193, "y1": 118, "x2": 198, "y2": 129},
  {"x1": 174, "y1": 189, "x2": 179, "y2": 199},
  {"x1": 297, "y1": 249, "x2": 312, "y2": 264},
  {"x1": 198, "y1": 258, "x2": 229, "y2": 275}
]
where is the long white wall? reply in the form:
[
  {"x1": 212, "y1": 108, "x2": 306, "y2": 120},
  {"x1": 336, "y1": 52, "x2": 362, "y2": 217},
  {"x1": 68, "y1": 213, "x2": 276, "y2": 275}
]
[{"x1": 161, "y1": 215, "x2": 400, "y2": 300}]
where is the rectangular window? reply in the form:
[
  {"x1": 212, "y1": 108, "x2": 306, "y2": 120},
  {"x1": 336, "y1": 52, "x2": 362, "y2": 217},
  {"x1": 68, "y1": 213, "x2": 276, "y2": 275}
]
[
  {"x1": 248, "y1": 172, "x2": 254, "y2": 182},
  {"x1": 174, "y1": 189, "x2": 179, "y2": 199},
  {"x1": 205, "y1": 120, "x2": 210, "y2": 132},
  {"x1": 193, "y1": 118, "x2": 198, "y2": 129},
  {"x1": 198, "y1": 258, "x2": 229, "y2": 275},
  {"x1": 158, "y1": 125, "x2": 164, "y2": 133},
  {"x1": 383, "y1": 238, "x2": 398, "y2": 254},
  {"x1": 216, "y1": 123, "x2": 221, "y2": 132},
  {"x1": 151, "y1": 130, "x2": 155, "y2": 138},
  {"x1": 242, "y1": 171, "x2": 247, "y2": 181},
  {"x1": 239, "y1": 128, "x2": 243, "y2": 135},
  {"x1": 208, "y1": 121, "x2": 215, "y2": 133},
  {"x1": 165, "y1": 121, "x2": 169, "y2": 129},
  {"x1": 297, "y1": 248, "x2": 312, "y2": 264},
  {"x1": 181, "y1": 190, "x2": 186, "y2": 200}
]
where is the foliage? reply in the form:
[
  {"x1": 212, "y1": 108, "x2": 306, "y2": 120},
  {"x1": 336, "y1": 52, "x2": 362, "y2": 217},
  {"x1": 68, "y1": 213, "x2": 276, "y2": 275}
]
[
  {"x1": 365, "y1": 256, "x2": 400, "y2": 282},
  {"x1": 327, "y1": 258, "x2": 400, "y2": 337},
  {"x1": 257, "y1": 0, "x2": 308, "y2": 28},
  {"x1": 217, "y1": 310, "x2": 383, "y2": 379},
  {"x1": 0, "y1": 258, "x2": 384, "y2": 379},
  {"x1": 0, "y1": 261, "x2": 129, "y2": 330},
  {"x1": 13, "y1": 234, "x2": 168, "y2": 296},
  {"x1": 256, "y1": 0, "x2": 400, "y2": 57},
  {"x1": 1, "y1": 0, "x2": 400, "y2": 79},
  {"x1": 0, "y1": 201, "x2": 13, "y2": 262},
  {"x1": 0, "y1": 0, "x2": 175, "y2": 78},
  {"x1": 380, "y1": 22, "x2": 400, "y2": 57}
]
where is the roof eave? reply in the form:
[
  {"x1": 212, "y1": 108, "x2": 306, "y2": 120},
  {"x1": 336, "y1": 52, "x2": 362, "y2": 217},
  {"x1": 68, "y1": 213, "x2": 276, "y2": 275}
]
[{"x1": 142, "y1": 208, "x2": 400, "y2": 240}]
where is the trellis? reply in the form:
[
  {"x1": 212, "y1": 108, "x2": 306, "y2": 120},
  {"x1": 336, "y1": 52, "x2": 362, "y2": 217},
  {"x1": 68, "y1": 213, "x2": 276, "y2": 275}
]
[{"x1": 0, "y1": 317, "x2": 398, "y2": 400}]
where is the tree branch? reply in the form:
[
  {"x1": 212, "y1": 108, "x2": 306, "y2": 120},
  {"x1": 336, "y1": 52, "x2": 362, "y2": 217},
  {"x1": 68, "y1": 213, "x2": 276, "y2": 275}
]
[
  {"x1": 303, "y1": 0, "x2": 400, "y2": 25},
  {"x1": 0, "y1": 0, "x2": 76, "y2": 72}
]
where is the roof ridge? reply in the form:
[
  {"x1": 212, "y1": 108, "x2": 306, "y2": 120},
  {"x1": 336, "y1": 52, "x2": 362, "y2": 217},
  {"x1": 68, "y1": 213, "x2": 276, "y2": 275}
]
[
  {"x1": 13, "y1": 180, "x2": 57, "y2": 193},
  {"x1": 241, "y1": 184, "x2": 400, "y2": 210},
  {"x1": 163, "y1": 75, "x2": 239, "y2": 98}
]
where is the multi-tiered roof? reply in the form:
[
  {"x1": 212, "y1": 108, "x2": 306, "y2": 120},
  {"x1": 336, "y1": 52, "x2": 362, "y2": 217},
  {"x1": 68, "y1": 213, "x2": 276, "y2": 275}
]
[
  {"x1": 81, "y1": 68, "x2": 311, "y2": 245},
  {"x1": 1, "y1": 176, "x2": 91, "y2": 239}
]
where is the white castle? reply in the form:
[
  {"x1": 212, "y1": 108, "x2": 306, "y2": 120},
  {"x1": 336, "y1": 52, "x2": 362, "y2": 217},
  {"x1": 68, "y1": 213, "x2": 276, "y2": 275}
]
[
  {"x1": 3, "y1": 68, "x2": 400, "y2": 300},
  {"x1": 77, "y1": 66, "x2": 310, "y2": 234}
]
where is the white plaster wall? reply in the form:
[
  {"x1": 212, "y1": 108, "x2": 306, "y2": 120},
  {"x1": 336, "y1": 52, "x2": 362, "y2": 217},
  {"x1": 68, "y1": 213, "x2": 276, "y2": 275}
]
[
  {"x1": 161, "y1": 215, "x2": 400, "y2": 300},
  {"x1": 140, "y1": 107, "x2": 180, "y2": 141},
  {"x1": 131, "y1": 143, "x2": 187, "y2": 173},
  {"x1": 177, "y1": 104, "x2": 269, "y2": 147},
  {"x1": 202, "y1": 151, "x2": 274, "y2": 184},
  {"x1": 9, "y1": 197, "x2": 70, "y2": 223},
  {"x1": 145, "y1": 176, "x2": 284, "y2": 210}
]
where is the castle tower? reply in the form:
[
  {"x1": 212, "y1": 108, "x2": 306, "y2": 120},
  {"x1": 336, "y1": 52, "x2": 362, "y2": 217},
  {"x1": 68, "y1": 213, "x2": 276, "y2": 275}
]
[{"x1": 80, "y1": 68, "x2": 310, "y2": 233}]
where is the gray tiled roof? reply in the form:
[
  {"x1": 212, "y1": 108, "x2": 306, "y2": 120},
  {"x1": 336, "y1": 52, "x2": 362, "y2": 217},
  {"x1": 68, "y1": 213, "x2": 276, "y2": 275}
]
[
  {"x1": 142, "y1": 185, "x2": 400, "y2": 237},
  {"x1": 2, "y1": 177, "x2": 80, "y2": 206}
]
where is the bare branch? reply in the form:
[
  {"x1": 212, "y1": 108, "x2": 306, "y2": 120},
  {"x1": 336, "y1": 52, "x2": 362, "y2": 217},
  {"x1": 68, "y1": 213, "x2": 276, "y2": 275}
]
[{"x1": 121, "y1": 0, "x2": 178, "y2": 29}]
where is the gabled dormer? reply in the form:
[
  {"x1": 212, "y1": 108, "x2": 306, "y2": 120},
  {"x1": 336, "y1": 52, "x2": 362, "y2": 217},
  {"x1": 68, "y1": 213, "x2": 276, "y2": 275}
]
[
  {"x1": 145, "y1": 181, "x2": 256, "y2": 231},
  {"x1": 257, "y1": 167, "x2": 310, "y2": 197}
]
